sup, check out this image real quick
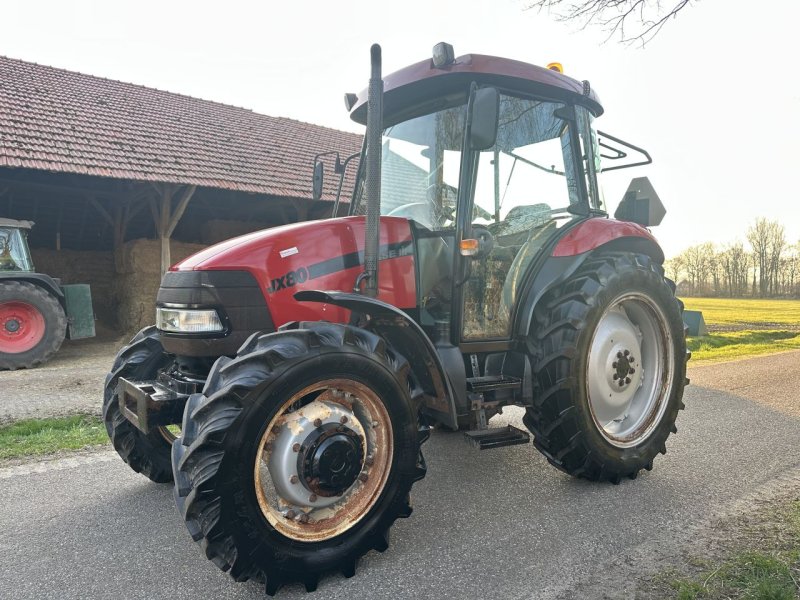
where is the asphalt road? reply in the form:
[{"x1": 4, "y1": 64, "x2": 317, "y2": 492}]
[{"x1": 1, "y1": 351, "x2": 799, "y2": 600}]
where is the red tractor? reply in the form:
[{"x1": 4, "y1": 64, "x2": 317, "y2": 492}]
[{"x1": 104, "y1": 44, "x2": 687, "y2": 594}]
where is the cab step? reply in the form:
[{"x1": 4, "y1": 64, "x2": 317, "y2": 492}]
[
  {"x1": 466, "y1": 375, "x2": 522, "y2": 393},
  {"x1": 463, "y1": 425, "x2": 530, "y2": 450}
]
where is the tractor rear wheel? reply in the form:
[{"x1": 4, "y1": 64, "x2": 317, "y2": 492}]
[
  {"x1": 0, "y1": 281, "x2": 67, "y2": 370},
  {"x1": 103, "y1": 326, "x2": 175, "y2": 483},
  {"x1": 524, "y1": 252, "x2": 687, "y2": 483},
  {"x1": 172, "y1": 322, "x2": 428, "y2": 594}
]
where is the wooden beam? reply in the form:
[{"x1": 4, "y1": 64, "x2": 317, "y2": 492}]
[
  {"x1": 160, "y1": 186, "x2": 172, "y2": 275},
  {"x1": 90, "y1": 198, "x2": 115, "y2": 228},
  {"x1": 166, "y1": 185, "x2": 196, "y2": 238}
]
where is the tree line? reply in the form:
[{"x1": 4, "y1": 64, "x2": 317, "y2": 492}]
[{"x1": 665, "y1": 218, "x2": 800, "y2": 298}]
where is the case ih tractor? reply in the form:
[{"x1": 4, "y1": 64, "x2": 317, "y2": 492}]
[
  {"x1": 0, "y1": 218, "x2": 95, "y2": 369},
  {"x1": 104, "y1": 44, "x2": 687, "y2": 594}
]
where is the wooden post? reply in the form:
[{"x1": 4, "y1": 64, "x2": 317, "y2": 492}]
[
  {"x1": 159, "y1": 185, "x2": 171, "y2": 275},
  {"x1": 151, "y1": 184, "x2": 197, "y2": 276}
]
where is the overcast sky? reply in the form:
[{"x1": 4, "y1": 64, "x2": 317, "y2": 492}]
[{"x1": 2, "y1": 0, "x2": 798, "y2": 258}]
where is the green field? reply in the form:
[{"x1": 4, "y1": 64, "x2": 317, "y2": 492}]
[{"x1": 681, "y1": 297, "x2": 800, "y2": 363}]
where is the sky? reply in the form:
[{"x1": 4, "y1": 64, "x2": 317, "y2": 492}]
[{"x1": 2, "y1": 0, "x2": 798, "y2": 258}]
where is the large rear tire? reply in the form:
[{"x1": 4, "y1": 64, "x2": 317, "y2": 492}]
[
  {"x1": 103, "y1": 326, "x2": 175, "y2": 483},
  {"x1": 172, "y1": 322, "x2": 428, "y2": 594},
  {"x1": 0, "y1": 281, "x2": 67, "y2": 370},
  {"x1": 524, "y1": 252, "x2": 687, "y2": 483}
]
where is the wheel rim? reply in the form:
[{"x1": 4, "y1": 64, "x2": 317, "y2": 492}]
[
  {"x1": 586, "y1": 292, "x2": 675, "y2": 448},
  {"x1": 0, "y1": 301, "x2": 46, "y2": 354},
  {"x1": 254, "y1": 379, "x2": 393, "y2": 542}
]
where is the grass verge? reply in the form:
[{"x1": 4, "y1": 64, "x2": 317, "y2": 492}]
[
  {"x1": 0, "y1": 415, "x2": 109, "y2": 460},
  {"x1": 688, "y1": 330, "x2": 800, "y2": 363},
  {"x1": 646, "y1": 499, "x2": 800, "y2": 599}
]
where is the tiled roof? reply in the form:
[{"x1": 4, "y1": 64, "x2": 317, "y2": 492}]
[{"x1": 0, "y1": 56, "x2": 363, "y2": 200}]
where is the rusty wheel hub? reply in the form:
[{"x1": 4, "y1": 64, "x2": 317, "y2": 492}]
[{"x1": 254, "y1": 380, "x2": 392, "y2": 542}]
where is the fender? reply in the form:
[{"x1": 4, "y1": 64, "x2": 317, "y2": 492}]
[
  {"x1": 0, "y1": 272, "x2": 64, "y2": 305},
  {"x1": 295, "y1": 290, "x2": 458, "y2": 430},
  {"x1": 513, "y1": 218, "x2": 665, "y2": 338},
  {"x1": 552, "y1": 217, "x2": 664, "y2": 262}
]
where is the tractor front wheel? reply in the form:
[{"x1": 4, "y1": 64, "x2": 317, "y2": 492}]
[
  {"x1": 0, "y1": 281, "x2": 67, "y2": 370},
  {"x1": 103, "y1": 326, "x2": 175, "y2": 483},
  {"x1": 172, "y1": 322, "x2": 427, "y2": 594},
  {"x1": 524, "y1": 252, "x2": 687, "y2": 483}
]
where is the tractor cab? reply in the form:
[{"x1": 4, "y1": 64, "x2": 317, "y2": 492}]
[
  {"x1": 351, "y1": 77, "x2": 603, "y2": 344},
  {"x1": 0, "y1": 218, "x2": 35, "y2": 272}
]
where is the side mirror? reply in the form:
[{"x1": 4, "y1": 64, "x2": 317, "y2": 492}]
[
  {"x1": 468, "y1": 87, "x2": 499, "y2": 151},
  {"x1": 614, "y1": 176, "x2": 666, "y2": 227},
  {"x1": 312, "y1": 161, "x2": 324, "y2": 201}
]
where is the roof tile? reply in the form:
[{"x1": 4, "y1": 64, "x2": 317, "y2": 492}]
[{"x1": 0, "y1": 56, "x2": 362, "y2": 199}]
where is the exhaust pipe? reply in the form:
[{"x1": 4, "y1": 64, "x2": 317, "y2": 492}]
[{"x1": 362, "y1": 43, "x2": 383, "y2": 298}]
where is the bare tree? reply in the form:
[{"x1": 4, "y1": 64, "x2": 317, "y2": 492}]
[
  {"x1": 664, "y1": 254, "x2": 684, "y2": 284},
  {"x1": 747, "y1": 218, "x2": 771, "y2": 297},
  {"x1": 526, "y1": 0, "x2": 694, "y2": 44},
  {"x1": 680, "y1": 242, "x2": 715, "y2": 295}
]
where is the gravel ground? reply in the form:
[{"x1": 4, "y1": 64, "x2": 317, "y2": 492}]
[{"x1": 0, "y1": 336, "x2": 125, "y2": 424}]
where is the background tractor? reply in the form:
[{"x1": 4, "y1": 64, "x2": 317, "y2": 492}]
[
  {"x1": 0, "y1": 218, "x2": 95, "y2": 370},
  {"x1": 104, "y1": 43, "x2": 688, "y2": 594}
]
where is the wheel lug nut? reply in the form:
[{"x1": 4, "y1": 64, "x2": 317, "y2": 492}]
[
  {"x1": 625, "y1": 377, "x2": 631, "y2": 384},
  {"x1": 358, "y1": 473, "x2": 368, "y2": 482},
  {"x1": 612, "y1": 362, "x2": 618, "y2": 368},
  {"x1": 292, "y1": 443, "x2": 301, "y2": 452},
  {"x1": 365, "y1": 455, "x2": 374, "y2": 466},
  {"x1": 313, "y1": 418, "x2": 322, "y2": 428},
  {"x1": 289, "y1": 475, "x2": 298, "y2": 484},
  {"x1": 617, "y1": 351, "x2": 623, "y2": 359},
  {"x1": 299, "y1": 513, "x2": 309, "y2": 523},
  {"x1": 629, "y1": 356, "x2": 635, "y2": 362},
  {"x1": 618, "y1": 380, "x2": 625, "y2": 387},
  {"x1": 629, "y1": 368, "x2": 635, "y2": 374},
  {"x1": 340, "y1": 415, "x2": 348, "y2": 424},
  {"x1": 285, "y1": 510, "x2": 296, "y2": 520},
  {"x1": 372, "y1": 421, "x2": 379, "y2": 428},
  {"x1": 624, "y1": 349, "x2": 630, "y2": 356},
  {"x1": 613, "y1": 374, "x2": 619, "y2": 380},
  {"x1": 309, "y1": 493, "x2": 317, "y2": 502}
]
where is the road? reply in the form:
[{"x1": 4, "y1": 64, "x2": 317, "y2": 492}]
[{"x1": 1, "y1": 351, "x2": 799, "y2": 599}]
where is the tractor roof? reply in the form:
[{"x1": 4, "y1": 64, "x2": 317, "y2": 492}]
[
  {"x1": 0, "y1": 218, "x2": 34, "y2": 229},
  {"x1": 348, "y1": 53, "x2": 603, "y2": 126}
]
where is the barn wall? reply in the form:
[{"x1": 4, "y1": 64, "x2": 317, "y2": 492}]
[{"x1": 31, "y1": 248, "x2": 116, "y2": 326}]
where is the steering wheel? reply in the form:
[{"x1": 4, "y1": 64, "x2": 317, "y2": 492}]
[{"x1": 470, "y1": 225, "x2": 495, "y2": 256}]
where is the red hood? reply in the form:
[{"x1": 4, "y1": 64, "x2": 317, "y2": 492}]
[{"x1": 172, "y1": 216, "x2": 418, "y2": 328}]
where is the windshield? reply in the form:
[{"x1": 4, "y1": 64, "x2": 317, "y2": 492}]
[
  {"x1": 352, "y1": 104, "x2": 467, "y2": 229},
  {"x1": 0, "y1": 227, "x2": 34, "y2": 272}
]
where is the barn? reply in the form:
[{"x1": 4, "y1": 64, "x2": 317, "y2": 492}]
[{"x1": 0, "y1": 56, "x2": 362, "y2": 334}]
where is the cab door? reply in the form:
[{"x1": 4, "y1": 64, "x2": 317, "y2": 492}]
[{"x1": 456, "y1": 94, "x2": 586, "y2": 342}]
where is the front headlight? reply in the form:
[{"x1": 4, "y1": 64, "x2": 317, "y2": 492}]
[{"x1": 156, "y1": 307, "x2": 224, "y2": 333}]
